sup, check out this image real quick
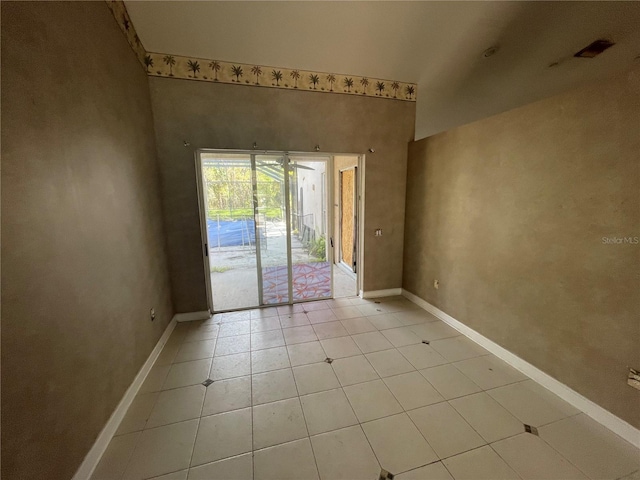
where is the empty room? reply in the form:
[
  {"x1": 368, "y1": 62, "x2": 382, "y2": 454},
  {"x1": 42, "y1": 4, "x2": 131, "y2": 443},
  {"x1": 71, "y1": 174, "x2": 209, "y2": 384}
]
[{"x1": 1, "y1": 1, "x2": 639, "y2": 479}]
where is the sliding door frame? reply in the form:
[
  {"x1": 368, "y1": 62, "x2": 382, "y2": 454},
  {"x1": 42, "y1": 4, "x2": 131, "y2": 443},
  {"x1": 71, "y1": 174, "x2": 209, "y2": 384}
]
[
  {"x1": 194, "y1": 152, "x2": 215, "y2": 314},
  {"x1": 282, "y1": 155, "x2": 295, "y2": 304},
  {"x1": 287, "y1": 154, "x2": 334, "y2": 305},
  {"x1": 196, "y1": 149, "x2": 364, "y2": 313},
  {"x1": 356, "y1": 155, "x2": 365, "y2": 297},
  {"x1": 250, "y1": 155, "x2": 265, "y2": 305}
]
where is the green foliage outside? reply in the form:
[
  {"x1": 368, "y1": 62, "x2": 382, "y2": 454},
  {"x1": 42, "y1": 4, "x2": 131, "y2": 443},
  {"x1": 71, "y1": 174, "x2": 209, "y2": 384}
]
[
  {"x1": 210, "y1": 265, "x2": 232, "y2": 273},
  {"x1": 203, "y1": 165, "x2": 282, "y2": 221},
  {"x1": 207, "y1": 207, "x2": 281, "y2": 221},
  {"x1": 309, "y1": 235, "x2": 326, "y2": 260}
]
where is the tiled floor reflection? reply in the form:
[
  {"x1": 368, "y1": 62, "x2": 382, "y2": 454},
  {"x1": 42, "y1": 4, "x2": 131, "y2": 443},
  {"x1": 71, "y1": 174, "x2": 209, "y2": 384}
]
[{"x1": 93, "y1": 296, "x2": 640, "y2": 480}]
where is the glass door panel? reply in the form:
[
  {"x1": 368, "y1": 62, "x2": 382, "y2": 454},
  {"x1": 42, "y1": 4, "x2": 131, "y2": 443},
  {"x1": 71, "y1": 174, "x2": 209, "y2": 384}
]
[
  {"x1": 254, "y1": 154, "x2": 290, "y2": 304},
  {"x1": 201, "y1": 151, "x2": 334, "y2": 309},
  {"x1": 288, "y1": 156, "x2": 332, "y2": 301},
  {"x1": 200, "y1": 153, "x2": 259, "y2": 311}
]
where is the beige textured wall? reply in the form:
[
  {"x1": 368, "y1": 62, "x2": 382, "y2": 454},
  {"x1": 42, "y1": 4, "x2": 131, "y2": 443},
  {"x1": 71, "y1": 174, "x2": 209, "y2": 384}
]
[
  {"x1": 149, "y1": 77, "x2": 415, "y2": 312},
  {"x1": 1, "y1": 3, "x2": 174, "y2": 478},
  {"x1": 403, "y1": 68, "x2": 640, "y2": 428}
]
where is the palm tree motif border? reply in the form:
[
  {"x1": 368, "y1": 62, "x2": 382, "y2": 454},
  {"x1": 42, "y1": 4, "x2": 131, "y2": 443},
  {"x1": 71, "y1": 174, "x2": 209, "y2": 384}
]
[{"x1": 105, "y1": 1, "x2": 417, "y2": 102}]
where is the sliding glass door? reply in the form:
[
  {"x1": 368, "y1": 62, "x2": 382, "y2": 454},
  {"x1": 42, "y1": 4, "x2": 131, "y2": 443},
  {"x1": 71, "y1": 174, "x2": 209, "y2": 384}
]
[
  {"x1": 200, "y1": 153, "x2": 260, "y2": 311},
  {"x1": 288, "y1": 156, "x2": 331, "y2": 302},
  {"x1": 255, "y1": 154, "x2": 290, "y2": 305},
  {"x1": 198, "y1": 151, "x2": 332, "y2": 311}
]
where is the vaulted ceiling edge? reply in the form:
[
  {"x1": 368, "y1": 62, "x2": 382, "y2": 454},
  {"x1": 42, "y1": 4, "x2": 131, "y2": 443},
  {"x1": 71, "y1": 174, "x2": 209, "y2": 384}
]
[
  {"x1": 106, "y1": 0, "x2": 147, "y2": 66},
  {"x1": 106, "y1": 0, "x2": 417, "y2": 102}
]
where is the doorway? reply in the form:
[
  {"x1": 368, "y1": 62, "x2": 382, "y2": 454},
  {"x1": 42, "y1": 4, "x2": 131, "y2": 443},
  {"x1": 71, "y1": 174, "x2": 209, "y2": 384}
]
[
  {"x1": 333, "y1": 156, "x2": 359, "y2": 298},
  {"x1": 340, "y1": 168, "x2": 357, "y2": 271},
  {"x1": 197, "y1": 151, "x2": 337, "y2": 312}
]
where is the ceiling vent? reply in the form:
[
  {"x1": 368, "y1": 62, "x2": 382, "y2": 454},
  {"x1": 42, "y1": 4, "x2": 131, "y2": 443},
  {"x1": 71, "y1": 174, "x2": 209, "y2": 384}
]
[{"x1": 574, "y1": 39, "x2": 615, "y2": 58}]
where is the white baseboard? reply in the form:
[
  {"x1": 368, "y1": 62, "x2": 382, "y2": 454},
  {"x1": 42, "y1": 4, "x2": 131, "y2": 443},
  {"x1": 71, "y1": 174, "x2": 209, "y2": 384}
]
[
  {"x1": 174, "y1": 310, "x2": 211, "y2": 322},
  {"x1": 402, "y1": 289, "x2": 640, "y2": 449},
  {"x1": 362, "y1": 288, "x2": 402, "y2": 299},
  {"x1": 72, "y1": 317, "x2": 177, "y2": 480}
]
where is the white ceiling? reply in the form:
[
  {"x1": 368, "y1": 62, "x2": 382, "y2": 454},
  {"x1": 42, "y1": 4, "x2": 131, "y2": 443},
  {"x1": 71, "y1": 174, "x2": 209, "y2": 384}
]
[{"x1": 125, "y1": 1, "x2": 640, "y2": 140}]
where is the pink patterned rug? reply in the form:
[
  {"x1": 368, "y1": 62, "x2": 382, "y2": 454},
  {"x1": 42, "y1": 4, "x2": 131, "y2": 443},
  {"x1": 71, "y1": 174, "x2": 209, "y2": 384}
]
[{"x1": 262, "y1": 262, "x2": 332, "y2": 304}]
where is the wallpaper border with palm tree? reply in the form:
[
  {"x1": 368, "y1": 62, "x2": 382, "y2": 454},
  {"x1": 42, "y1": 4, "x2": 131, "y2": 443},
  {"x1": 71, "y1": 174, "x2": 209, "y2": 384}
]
[
  {"x1": 105, "y1": 0, "x2": 417, "y2": 102},
  {"x1": 105, "y1": 0, "x2": 147, "y2": 67},
  {"x1": 144, "y1": 52, "x2": 417, "y2": 101}
]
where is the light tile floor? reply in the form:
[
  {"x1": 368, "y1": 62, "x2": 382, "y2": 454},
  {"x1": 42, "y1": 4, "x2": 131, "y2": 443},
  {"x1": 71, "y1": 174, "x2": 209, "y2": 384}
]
[{"x1": 93, "y1": 296, "x2": 640, "y2": 480}]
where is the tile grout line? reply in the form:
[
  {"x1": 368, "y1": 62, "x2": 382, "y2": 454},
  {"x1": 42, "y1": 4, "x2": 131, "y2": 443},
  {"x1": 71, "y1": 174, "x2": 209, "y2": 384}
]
[
  {"x1": 121, "y1": 322, "x2": 198, "y2": 479},
  {"x1": 423, "y1": 363, "x2": 587, "y2": 458},
  {"x1": 485, "y1": 443, "x2": 526, "y2": 480},
  {"x1": 402, "y1": 296, "x2": 611, "y2": 478},
  {"x1": 111, "y1": 297, "x2": 568, "y2": 478},
  {"x1": 132, "y1": 385, "x2": 545, "y2": 455},
  {"x1": 329, "y1": 313, "x2": 436, "y2": 472},
  {"x1": 169, "y1": 339, "x2": 491, "y2": 399},
  {"x1": 525, "y1": 411, "x2": 603, "y2": 478},
  {"x1": 127, "y1": 362, "x2": 580, "y2": 453},
  {"x1": 357, "y1": 347, "x2": 446, "y2": 475},
  {"x1": 439, "y1": 458, "x2": 457, "y2": 480},
  {"x1": 393, "y1": 459, "x2": 453, "y2": 478},
  {"x1": 220, "y1": 302, "x2": 524, "y2": 460},
  {"x1": 416, "y1": 361, "x2": 484, "y2": 397},
  {"x1": 448, "y1": 361, "x2": 532, "y2": 395},
  {"x1": 113, "y1": 423, "x2": 143, "y2": 479},
  {"x1": 159, "y1": 322, "x2": 528, "y2": 403},
  {"x1": 249, "y1": 321, "x2": 256, "y2": 480},
  {"x1": 326, "y1": 334, "x2": 536, "y2": 474},
  {"x1": 110, "y1": 323, "x2": 199, "y2": 480},
  {"x1": 159, "y1": 401, "x2": 539, "y2": 473},
  {"x1": 340, "y1": 388, "x2": 384, "y2": 474},
  {"x1": 184, "y1": 357, "x2": 213, "y2": 476},
  {"x1": 241, "y1": 300, "x2": 604, "y2": 468},
  {"x1": 525, "y1": 416, "x2": 602, "y2": 480},
  {"x1": 282, "y1": 319, "x2": 323, "y2": 479}
]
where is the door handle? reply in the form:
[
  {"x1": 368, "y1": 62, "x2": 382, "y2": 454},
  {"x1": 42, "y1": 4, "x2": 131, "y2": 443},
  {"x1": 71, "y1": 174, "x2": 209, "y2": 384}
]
[{"x1": 330, "y1": 237, "x2": 334, "y2": 248}]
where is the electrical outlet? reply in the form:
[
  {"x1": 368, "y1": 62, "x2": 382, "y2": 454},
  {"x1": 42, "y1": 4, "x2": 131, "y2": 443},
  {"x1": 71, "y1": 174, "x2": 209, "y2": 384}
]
[
  {"x1": 434, "y1": 279, "x2": 439, "y2": 289},
  {"x1": 150, "y1": 308, "x2": 156, "y2": 321},
  {"x1": 628, "y1": 367, "x2": 640, "y2": 390},
  {"x1": 374, "y1": 229, "x2": 382, "y2": 236}
]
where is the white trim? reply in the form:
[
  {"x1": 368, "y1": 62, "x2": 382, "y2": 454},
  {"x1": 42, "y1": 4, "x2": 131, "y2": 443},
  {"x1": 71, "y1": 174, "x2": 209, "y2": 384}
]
[
  {"x1": 337, "y1": 261, "x2": 357, "y2": 279},
  {"x1": 72, "y1": 317, "x2": 178, "y2": 480},
  {"x1": 327, "y1": 158, "x2": 336, "y2": 299},
  {"x1": 283, "y1": 153, "x2": 295, "y2": 303},
  {"x1": 174, "y1": 310, "x2": 211, "y2": 322},
  {"x1": 402, "y1": 289, "x2": 640, "y2": 449},
  {"x1": 357, "y1": 155, "x2": 365, "y2": 296},
  {"x1": 362, "y1": 288, "x2": 402, "y2": 298},
  {"x1": 194, "y1": 150, "x2": 214, "y2": 313}
]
